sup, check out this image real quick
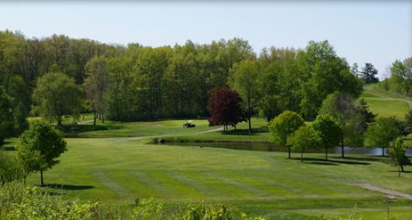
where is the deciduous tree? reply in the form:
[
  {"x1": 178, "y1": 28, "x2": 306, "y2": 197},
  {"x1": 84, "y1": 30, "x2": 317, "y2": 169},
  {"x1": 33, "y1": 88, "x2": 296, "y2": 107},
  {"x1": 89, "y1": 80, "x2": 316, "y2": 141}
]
[
  {"x1": 208, "y1": 87, "x2": 245, "y2": 131},
  {"x1": 313, "y1": 114, "x2": 343, "y2": 160},
  {"x1": 84, "y1": 56, "x2": 110, "y2": 125},
  {"x1": 32, "y1": 72, "x2": 83, "y2": 126},
  {"x1": 0, "y1": 86, "x2": 14, "y2": 145},
  {"x1": 229, "y1": 60, "x2": 260, "y2": 134},
  {"x1": 17, "y1": 121, "x2": 67, "y2": 186},
  {"x1": 388, "y1": 137, "x2": 411, "y2": 173},
  {"x1": 269, "y1": 111, "x2": 304, "y2": 159},
  {"x1": 287, "y1": 125, "x2": 320, "y2": 162},
  {"x1": 319, "y1": 92, "x2": 367, "y2": 158},
  {"x1": 365, "y1": 116, "x2": 401, "y2": 156}
]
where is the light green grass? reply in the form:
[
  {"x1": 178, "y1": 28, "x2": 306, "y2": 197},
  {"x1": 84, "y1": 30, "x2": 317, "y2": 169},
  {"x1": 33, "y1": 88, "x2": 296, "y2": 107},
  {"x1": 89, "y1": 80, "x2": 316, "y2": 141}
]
[
  {"x1": 361, "y1": 84, "x2": 411, "y2": 119},
  {"x1": 3, "y1": 137, "x2": 409, "y2": 220},
  {"x1": 66, "y1": 119, "x2": 216, "y2": 138}
]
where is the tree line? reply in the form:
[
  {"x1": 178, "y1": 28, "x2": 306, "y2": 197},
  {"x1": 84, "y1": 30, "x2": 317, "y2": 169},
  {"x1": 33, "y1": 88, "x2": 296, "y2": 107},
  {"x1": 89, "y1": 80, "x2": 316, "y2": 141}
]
[{"x1": 1, "y1": 30, "x2": 371, "y2": 139}]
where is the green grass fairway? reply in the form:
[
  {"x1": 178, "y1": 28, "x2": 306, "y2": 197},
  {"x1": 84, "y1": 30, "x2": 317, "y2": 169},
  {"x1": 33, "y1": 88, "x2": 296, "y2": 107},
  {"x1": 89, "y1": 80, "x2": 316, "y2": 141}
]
[
  {"x1": 361, "y1": 84, "x2": 411, "y2": 119},
  {"x1": 6, "y1": 85, "x2": 412, "y2": 219},
  {"x1": 13, "y1": 137, "x2": 410, "y2": 220},
  {"x1": 62, "y1": 119, "x2": 217, "y2": 138}
]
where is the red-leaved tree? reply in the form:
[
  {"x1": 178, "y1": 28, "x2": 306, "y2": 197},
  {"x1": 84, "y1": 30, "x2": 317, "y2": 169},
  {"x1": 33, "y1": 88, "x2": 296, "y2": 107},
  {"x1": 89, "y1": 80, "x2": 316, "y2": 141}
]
[{"x1": 208, "y1": 87, "x2": 245, "y2": 131}]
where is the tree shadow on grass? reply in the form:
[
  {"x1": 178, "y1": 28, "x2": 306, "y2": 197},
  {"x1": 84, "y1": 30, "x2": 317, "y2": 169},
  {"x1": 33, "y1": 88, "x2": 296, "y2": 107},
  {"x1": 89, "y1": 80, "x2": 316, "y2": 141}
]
[
  {"x1": 388, "y1": 170, "x2": 412, "y2": 174},
  {"x1": 331, "y1": 156, "x2": 384, "y2": 163},
  {"x1": 59, "y1": 124, "x2": 124, "y2": 134},
  {"x1": 2, "y1": 146, "x2": 16, "y2": 151},
  {"x1": 292, "y1": 157, "x2": 370, "y2": 165},
  {"x1": 291, "y1": 158, "x2": 337, "y2": 166},
  {"x1": 41, "y1": 183, "x2": 95, "y2": 190},
  {"x1": 220, "y1": 126, "x2": 268, "y2": 136}
]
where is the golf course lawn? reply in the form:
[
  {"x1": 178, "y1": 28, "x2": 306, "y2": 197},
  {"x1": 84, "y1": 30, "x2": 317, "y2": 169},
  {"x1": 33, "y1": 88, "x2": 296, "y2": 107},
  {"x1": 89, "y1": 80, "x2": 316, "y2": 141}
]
[
  {"x1": 9, "y1": 136, "x2": 409, "y2": 220},
  {"x1": 3, "y1": 85, "x2": 412, "y2": 220}
]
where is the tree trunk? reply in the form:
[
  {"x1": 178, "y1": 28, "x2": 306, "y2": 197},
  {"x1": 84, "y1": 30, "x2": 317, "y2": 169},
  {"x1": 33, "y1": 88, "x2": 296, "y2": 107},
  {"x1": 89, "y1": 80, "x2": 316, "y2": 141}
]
[
  {"x1": 341, "y1": 140, "x2": 345, "y2": 158},
  {"x1": 102, "y1": 113, "x2": 105, "y2": 123},
  {"x1": 40, "y1": 170, "x2": 44, "y2": 186},
  {"x1": 288, "y1": 147, "x2": 291, "y2": 159},
  {"x1": 325, "y1": 148, "x2": 328, "y2": 160},
  {"x1": 301, "y1": 150, "x2": 303, "y2": 162},
  {"x1": 401, "y1": 164, "x2": 404, "y2": 172},
  {"x1": 93, "y1": 112, "x2": 97, "y2": 126},
  {"x1": 248, "y1": 96, "x2": 252, "y2": 134},
  {"x1": 382, "y1": 147, "x2": 385, "y2": 157}
]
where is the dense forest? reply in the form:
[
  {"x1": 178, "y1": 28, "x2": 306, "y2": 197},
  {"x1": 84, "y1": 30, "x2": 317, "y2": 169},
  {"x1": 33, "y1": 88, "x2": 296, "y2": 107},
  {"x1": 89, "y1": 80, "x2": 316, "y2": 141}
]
[{"x1": 2, "y1": 29, "x2": 407, "y2": 139}]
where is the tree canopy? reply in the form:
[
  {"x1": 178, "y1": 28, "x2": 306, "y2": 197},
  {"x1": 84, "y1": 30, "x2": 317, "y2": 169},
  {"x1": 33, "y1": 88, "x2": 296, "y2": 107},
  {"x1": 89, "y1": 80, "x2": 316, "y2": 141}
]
[
  {"x1": 207, "y1": 87, "x2": 245, "y2": 131},
  {"x1": 32, "y1": 72, "x2": 83, "y2": 126},
  {"x1": 359, "y1": 63, "x2": 379, "y2": 83},
  {"x1": 287, "y1": 125, "x2": 320, "y2": 162},
  {"x1": 269, "y1": 110, "x2": 304, "y2": 159},
  {"x1": 229, "y1": 60, "x2": 260, "y2": 134},
  {"x1": 365, "y1": 116, "x2": 401, "y2": 156},
  {"x1": 17, "y1": 121, "x2": 67, "y2": 186},
  {"x1": 388, "y1": 137, "x2": 411, "y2": 173},
  {"x1": 0, "y1": 86, "x2": 14, "y2": 145},
  {"x1": 313, "y1": 114, "x2": 343, "y2": 160}
]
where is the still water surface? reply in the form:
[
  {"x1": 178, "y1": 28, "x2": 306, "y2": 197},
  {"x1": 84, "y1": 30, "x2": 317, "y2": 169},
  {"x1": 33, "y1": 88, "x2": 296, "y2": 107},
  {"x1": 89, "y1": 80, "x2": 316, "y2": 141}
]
[{"x1": 164, "y1": 141, "x2": 412, "y2": 155}]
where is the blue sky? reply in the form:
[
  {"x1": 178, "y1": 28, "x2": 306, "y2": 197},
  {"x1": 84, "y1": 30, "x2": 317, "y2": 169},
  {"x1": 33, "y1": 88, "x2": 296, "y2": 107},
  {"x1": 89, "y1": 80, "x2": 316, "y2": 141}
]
[{"x1": 0, "y1": 1, "x2": 411, "y2": 79}]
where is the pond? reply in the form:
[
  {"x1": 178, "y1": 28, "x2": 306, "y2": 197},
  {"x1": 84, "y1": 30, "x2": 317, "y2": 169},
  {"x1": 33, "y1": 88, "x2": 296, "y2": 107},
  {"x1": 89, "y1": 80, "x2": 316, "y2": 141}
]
[{"x1": 162, "y1": 141, "x2": 412, "y2": 156}]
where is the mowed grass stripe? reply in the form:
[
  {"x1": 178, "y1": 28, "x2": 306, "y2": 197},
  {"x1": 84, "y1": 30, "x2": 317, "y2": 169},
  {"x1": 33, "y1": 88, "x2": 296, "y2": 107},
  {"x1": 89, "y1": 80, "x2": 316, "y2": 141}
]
[
  {"x1": 92, "y1": 170, "x2": 131, "y2": 200},
  {"x1": 129, "y1": 170, "x2": 175, "y2": 198},
  {"x1": 209, "y1": 170, "x2": 268, "y2": 198},
  {"x1": 148, "y1": 171, "x2": 204, "y2": 201},
  {"x1": 165, "y1": 170, "x2": 222, "y2": 200},
  {"x1": 129, "y1": 170, "x2": 204, "y2": 201}
]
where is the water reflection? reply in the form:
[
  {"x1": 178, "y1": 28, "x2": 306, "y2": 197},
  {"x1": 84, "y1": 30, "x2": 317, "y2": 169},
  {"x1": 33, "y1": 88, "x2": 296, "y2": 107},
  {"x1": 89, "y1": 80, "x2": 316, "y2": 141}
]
[{"x1": 164, "y1": 142, "x2": 412, "y2": 155}]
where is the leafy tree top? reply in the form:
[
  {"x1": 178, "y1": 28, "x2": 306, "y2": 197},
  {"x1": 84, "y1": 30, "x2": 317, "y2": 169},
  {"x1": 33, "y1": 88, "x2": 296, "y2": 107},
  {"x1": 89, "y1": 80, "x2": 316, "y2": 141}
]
[
  {"x1": 313, "y1": 114, "x2": 343, "y2": 149},
  {"x1": 208, "y1": 87, "x2": 245, "y2": 127},
  {"x1": 18, "y1": 121, "x2": 67, "y2": 172},
  {"x1": 365, "y1": 116, "x2": 401, "y2": 148},
  {"x1": 287, "y1": 125, "x2": 320, "y2": 152},
  {"x1": 269, "y1": 110, "x2": 304, "y2": 147},
  {"x1": 0, "y1": 86, "x2": 14, "y2": 145},
  {"x1": 32, "y1": 72, "x2": 83, "y2": 125},
  {"x1": 360, "y1": 63, "x2": 379, "y2": 83}
]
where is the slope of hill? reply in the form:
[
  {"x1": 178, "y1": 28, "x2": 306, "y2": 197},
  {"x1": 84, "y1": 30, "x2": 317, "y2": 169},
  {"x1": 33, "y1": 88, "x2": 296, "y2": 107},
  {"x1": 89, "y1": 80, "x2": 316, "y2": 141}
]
[{"x1": 361, "y1": 84, "x2": 411, "y2": 119}]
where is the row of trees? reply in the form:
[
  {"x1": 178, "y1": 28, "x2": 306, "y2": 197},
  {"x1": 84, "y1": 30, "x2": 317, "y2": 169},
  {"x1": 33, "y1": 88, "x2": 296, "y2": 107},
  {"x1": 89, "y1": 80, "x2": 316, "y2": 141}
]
[
  {"x1": 268, "y1": 96, "x2": 411, "y2": 171},
  {"x1": 379, "y1": 58, "x2": 412, "y2": 96},
  {"x1": 1, "y1": 30, "x2": 369, "y2": 138}
]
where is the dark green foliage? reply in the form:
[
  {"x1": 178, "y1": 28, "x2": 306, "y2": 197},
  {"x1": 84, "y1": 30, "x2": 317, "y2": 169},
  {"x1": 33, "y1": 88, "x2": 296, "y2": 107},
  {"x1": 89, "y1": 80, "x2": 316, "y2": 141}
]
[
  {"x1": 313, "y1": 114, "x2": 343, "y2": 160},
  {"x1": 0, "y1": 30, "x2": 366, "y2": 124},
  {"x1": 0, "y1": 150, "x2": 23, "y2": 185},
  {"x1": 384, "y1": 59, "x2": 412, "y2": 96},
  {"x1": 299, "y1": 41, "x2": 363, "y2": 119},
  {"x1": 0, "y1": 86, "x2": 14, "y2": 145},
  {"x1": 84, "y1": 56, "x2": 110, "y2": 125},
  {"x1": 17, "y1": 121, "x2": 67, "y2": 186},
  {"x1": 388, "y1": 137, "x2": 411, "y2": 172},
  {"x1": 319, "y1": 92, "x2": 371, "y2": 157},
  {"x1": 269, "y1": 111, "x2": 304, "y2": 159},
  {"x1": 365, "y1": 116, "x2": 401, "y2": 156},
  {"x1": 359, "y1": 63, "x2": 379, "y2": 83},
  {"x1": 229, "y1": 60, "x2": 260, "y2": 134},
  {"x1": 287, "y1": 125, "x2": 320, "y2": 162},
  {"x1": 32, "y1": 72, "x2": 83, "y2": 126}
]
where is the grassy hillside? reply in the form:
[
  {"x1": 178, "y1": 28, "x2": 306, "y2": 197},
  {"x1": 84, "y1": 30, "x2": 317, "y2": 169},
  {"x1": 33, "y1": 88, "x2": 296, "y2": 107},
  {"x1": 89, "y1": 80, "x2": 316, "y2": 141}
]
[
  {"x1": 361, "y1": 84, "x2": 411, "y2": 119},
  {"x1": 3, "y1": 84, "x2": 412, "y2": 219},
  {"x1": 3, "y1": 134, "x2": 409, "y2": 220}
]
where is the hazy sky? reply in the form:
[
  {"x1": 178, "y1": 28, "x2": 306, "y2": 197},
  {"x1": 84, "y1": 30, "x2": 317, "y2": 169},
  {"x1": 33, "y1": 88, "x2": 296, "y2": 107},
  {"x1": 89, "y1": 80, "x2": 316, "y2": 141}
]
[{"x1": 0, "y1": 1, "x2": 411, "y2": 79}]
